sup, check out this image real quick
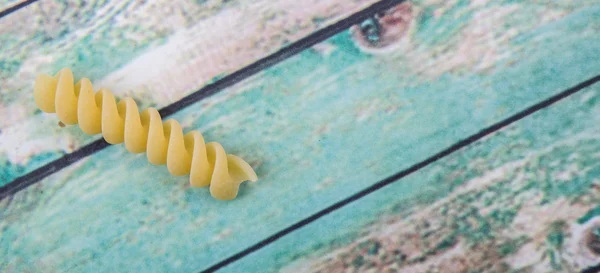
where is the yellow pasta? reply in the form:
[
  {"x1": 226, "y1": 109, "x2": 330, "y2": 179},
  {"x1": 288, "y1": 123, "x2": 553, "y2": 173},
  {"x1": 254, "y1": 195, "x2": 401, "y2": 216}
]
[{"x1": 34, "y1": 68, "x2": 258, "y2": 200}]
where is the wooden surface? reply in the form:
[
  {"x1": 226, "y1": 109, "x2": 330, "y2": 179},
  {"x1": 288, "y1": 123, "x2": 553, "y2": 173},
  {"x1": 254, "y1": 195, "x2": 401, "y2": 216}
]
[
  {"x1": 229, "y1": 83, "x2": 600, "y2": 273},
  {"x1": 0, "y1": 0, "x2": 23, "y2": 11},
  {"x1": 0, "y1": 0, "x2": 377, "y2": 182},
  {"x1": 2, "y1": 1, "x2": 600, "y2": 273}
]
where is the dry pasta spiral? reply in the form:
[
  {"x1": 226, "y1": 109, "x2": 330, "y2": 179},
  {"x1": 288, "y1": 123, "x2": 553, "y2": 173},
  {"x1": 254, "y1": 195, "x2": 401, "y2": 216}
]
[{"x1": 33, "y1": 68, "x2": 258, "y2": 200}]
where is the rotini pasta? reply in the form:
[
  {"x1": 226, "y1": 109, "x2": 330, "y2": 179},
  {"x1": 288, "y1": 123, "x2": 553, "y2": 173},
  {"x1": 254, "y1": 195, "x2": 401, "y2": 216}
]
[{"x1": 34, "y1": 68, "x2": 258, "y2": 200}]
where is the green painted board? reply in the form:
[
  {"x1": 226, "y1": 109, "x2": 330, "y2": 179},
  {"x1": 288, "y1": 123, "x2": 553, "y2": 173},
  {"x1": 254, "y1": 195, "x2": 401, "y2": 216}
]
[
  {"x1": 2, "y1": 1, "x2": 600, "y2": 272},
  {"x1": 225, "y1": 82, "x2": 600, "y2": 273},
  {"x1": 0, "y1": 0, "x2": 378, "y2": 183}
]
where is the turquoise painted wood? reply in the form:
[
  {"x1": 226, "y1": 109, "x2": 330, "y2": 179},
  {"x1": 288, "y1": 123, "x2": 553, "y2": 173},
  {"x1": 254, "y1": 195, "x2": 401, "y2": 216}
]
[
  {"x1": 226, "y1": 83, "x2": 600, "y2": 273},
  {"x1": 0, "y1": 0, "x2": 377, "y2": 183},
  {"x1": 2, "y1": 1, "x2": 600, "y2": 272}
]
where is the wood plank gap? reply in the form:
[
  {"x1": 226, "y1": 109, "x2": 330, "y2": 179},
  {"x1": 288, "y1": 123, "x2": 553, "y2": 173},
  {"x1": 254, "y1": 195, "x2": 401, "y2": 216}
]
[
  {"x1": 0, "y1": 0, "x2": 37, "y2": 19},
  {"x1": 199, "y1": 73, "x2": 600, "y2": 273},
  {"x1": 0, "y1": 0, "x2": 405, "y2": 200},
  {"x1": 581, "y1": 263, "x2": 600, "y2": 273}
]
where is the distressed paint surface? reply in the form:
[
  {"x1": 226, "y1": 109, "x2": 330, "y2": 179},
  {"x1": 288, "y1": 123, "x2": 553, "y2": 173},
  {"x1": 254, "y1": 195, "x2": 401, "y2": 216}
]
[
  {"x1": 2, "y1": 1, "x2": 600, "y2": 273},
  {"x1": 225, "y1": 84, "x2": 600, "y2": 273},
  {"x1": 0, "y1": 0, "x2": 23, "y2": 11},
  {"x1": 0, "y1": 0, "x2": 379, "y2": 182}
]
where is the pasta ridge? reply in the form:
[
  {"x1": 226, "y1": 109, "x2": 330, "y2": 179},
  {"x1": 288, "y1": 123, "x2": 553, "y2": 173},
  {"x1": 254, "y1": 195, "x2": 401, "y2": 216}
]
[{"x1": 34, "y1": 68, "x2": 257, "y2": 200}]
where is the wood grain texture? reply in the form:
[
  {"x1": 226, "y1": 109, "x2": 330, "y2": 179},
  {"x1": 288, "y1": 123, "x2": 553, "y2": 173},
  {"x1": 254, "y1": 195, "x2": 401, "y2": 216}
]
[
  {"x1": 2, "y1": 1, "x2": 599, "y2": 273},
  {"x1": 0, "y1": 0, "x2": 24, "y2": 11},
  {"x1": 0, "y1": 0, "x2": 378, "y2": 183},
  {"x1": 227, "y1": 83, "x2": 600, "y2": 273}
]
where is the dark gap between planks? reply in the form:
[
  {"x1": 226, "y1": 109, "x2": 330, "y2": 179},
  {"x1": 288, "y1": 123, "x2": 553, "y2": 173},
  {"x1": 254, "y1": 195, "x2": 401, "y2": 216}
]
[
  {"x1": 3, "y1": 1, "x2": 599, "y2": 272},
  {"x1": 581, "y1": 263, "x2": 600, "y2": 273},
  {"x1": 198, "y1": 74, "x2": 600, "y2": 273},
  {"x1": 0, "y1": 0, "x2": 406, "y2": 199},
  {"x1": 0, "y1": 0, "x2": 38, "y2": 18}
]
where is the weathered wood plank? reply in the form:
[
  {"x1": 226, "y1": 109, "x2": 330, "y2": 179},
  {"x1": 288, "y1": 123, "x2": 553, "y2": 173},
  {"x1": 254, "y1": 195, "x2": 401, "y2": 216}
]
[
  {"x1": 227, "y1": 83, "x2": 600, "y2": 273},
  {"x1": 0, "y1": 0, "x2": 24, "y2": 12},
  {"x1": 2, "y1": 1, "x2": 600, "y2": 273},
  {"x1": 0, "y1": 0, "x2": 380, "y2": 183}
]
